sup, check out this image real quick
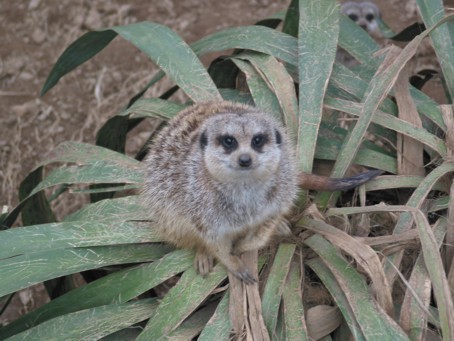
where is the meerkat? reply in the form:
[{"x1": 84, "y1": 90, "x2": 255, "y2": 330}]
[
  {"x1": 337, "y1": 1, "x2": 382, "y2": 68},
  {"x1": 341, "y1": 1, "x2": 381, "y2": 37},
  {"x1": 143, "y1": 101, "x2": 380, "y2": 283}
]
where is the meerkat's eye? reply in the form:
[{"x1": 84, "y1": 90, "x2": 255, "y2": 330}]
[
  {"x1": 219, "y1": 135, "x2": 238, "y2": 150},
  {"x1": 251, "y1": 134, "x2": 267, "y2": 149},
  {"x1": 365, "y1": 13, "x2": 375, "y2": 21},
  {"x1": 348, "y1": 13, "x2": 359, "y2": 21}
]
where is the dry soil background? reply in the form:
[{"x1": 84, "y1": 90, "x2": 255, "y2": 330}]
[{"x1": 0, "y1": 0, "x2": 450, "y2": 324}]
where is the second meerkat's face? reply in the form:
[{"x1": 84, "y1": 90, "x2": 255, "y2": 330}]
[
  {"x1": 341, "y1": 1, "x2": 381, "y2": 36},
  {"x1": 199, "y1": 112, "x2": 284, "y2": 184}
]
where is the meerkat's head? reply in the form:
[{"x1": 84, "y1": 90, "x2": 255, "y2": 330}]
[
  {"x1": 341, "y1": 1, "x2": 381, "y2": 36},
  {"x1": 198, "y1": 112, "x2": 285, "y2": 184}
]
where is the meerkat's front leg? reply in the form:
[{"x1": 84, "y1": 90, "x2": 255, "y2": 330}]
[
  {"x1": 232, "y1": 218, "x2": 285, "y2": 255},
  {"x1": 200, "y1": 236, "x2": 257, "y2": 284}
]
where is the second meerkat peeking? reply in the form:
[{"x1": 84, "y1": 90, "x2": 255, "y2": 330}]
[
  {"x1": 338, "y1": 1, "x2": 382, "y2": 67},
  {"x1": 341, "y1": 1, "x2": 381, "y2": 37},
  {"x1": 143, "y1": 102, "x2": 380, "y2": 283}
]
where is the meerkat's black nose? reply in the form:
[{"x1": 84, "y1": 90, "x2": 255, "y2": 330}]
[{"x1": 238, "y1": 154, "x2": 252, "y2": 168}]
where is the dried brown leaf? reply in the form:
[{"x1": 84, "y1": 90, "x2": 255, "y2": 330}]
[
  {"x1": 243, "y1": 252, "x2": 270, "y2": 341},
  {"x1": 443, "y1": 106, "x2": 454, "y2": 278},
  {"x1": 399, "y1": 219, "x2": 446, "y2": 340},
  {"x1": 356, "y1": 229, "x2": 419, "y2": 246},
  {"x1": 395, "y1": 63, "x2": 425, "y2": 176},
  {"x1": 441, "y1": 105, "x2": 454, "y2": 159},
  {"x1": 302, "y1": 219, "x2": 394, "y2": 315},
  {"x1": 228, "y1": 251, "x2": 269, "y2": 341},
  {"x1": 228, "y1": 272, "x2": 245, "y2": 336},
  {"x1": 306, "y1": 305, "x2": 342, "y2": 340},
  {"x1": 413, "y1": 210, "x2": 454, "y2": 340}
]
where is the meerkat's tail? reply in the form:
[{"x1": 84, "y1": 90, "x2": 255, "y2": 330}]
[{"x1": 298, "y1": 169, "x2": 383, "y2": 191}]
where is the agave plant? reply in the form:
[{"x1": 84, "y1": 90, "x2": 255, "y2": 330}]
[{"x1": 1, "y1": 0, "x2": 454, "y2": 340}]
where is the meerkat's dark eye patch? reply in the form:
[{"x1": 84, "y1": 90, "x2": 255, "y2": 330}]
[
  {"x1": 251, "y1": 134, "x2": 268, "y2": 150},
  {"x1": 275, "y1": 129, "x2": 282, "y2": 145},
  {"x1": 218, "y1": 135, "x2": 238, "y2": 151},
  {"x1": 365, "y1": 13, "x2": 375, "y2": 21},
  {"x1": 200, "y1": 131, "x2": 208, "y2": 149},
  {"x1": 348, "y1": 13, "x2": 359, "y2": 21}
]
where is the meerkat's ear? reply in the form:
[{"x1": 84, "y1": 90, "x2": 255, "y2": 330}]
[
  {"x1": 275, "y1": 129, "x2": 282, "y2": 145},
  {"x1": 200, "y1": 131, "x2": 208, "y2": 149}
]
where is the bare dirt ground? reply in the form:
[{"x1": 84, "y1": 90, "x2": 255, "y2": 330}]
[{"x1": 0, "y1": 0, "x2": 448, "y2": 328}]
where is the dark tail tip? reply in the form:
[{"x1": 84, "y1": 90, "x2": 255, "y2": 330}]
[{"x1": 330, "y1": 169, "x2": 383, "y2": 191}]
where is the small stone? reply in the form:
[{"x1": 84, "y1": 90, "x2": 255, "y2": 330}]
[
  {"x1": 32, "y1": 28, "x2": 46, "y2": 44},
  {"x1": 112, "y1": 71, "x2": 122, "y2": 81},
  {"x1": 38, "y1": 108, "x2": 51, "y2": 121},
  {"x1": 118, "y1": 5, "x2": 131, "y2": 18},
  {"x1": 85, "y1": 8, "x2": 102, "y2": 30},
  {"x1": 60, "y1": 112, "x2": 70, "y2": 120},
  {"x1": 11, "y1": 101, "x2": 39, "y2": 117},
  {"x1": 19, "y1": 72, "x2": 34, "y2": 81},
  {"x1": 74, "y1": 13, "x2": 85, "y2": 27},
  {"x1": 6, "y1": 58, "x2": 25, "y2": 73},
  {"x1": 28, "y1": 0, "x2": 41, "y2": 10}
]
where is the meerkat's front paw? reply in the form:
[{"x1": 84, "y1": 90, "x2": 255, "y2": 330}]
[{"x1": 194, "y1": 250, "x2": 214, "y2": 277}]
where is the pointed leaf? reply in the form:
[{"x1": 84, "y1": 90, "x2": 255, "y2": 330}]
[
  {"x1": 0, "y1": 245, "x2": 170, "y2": 297},
  {"x1": 0, "y1": 221, "x2": 160, "y2": 259},
  {"x1": 416, "y1": 1, "x2": 454, "y2": 99},
  {"x1": 0, "y1": 250, "x2": 192, "y2": 339},
  {"x1": 283, "y1": 259, "x2": 308, "y2": 340},
  {"x1": 64, "y1": 196, "x2": 144, "y2": 222},
  {"x1": 137, "y1": 265, "x2": 227, "y2": 340},
  {"x1": 198, "y1": 293, "x2": 231, "y2": 340},
  {"x1": 262, "y1": 244, "x2": 296, "y2": 335},
  {"x1": 42, "y1": 22, "x2": 221, "y2": 102},
  {"x1": 297, "y1": 0, "x2": 340, "y2": 173},
  {"x1": 7, "y1": 299, "x2": 158, "y2": 341}
]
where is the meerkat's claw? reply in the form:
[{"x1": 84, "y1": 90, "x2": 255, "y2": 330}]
[
  {"x1": 233, "y1": 267, "x2": 257, "y2": 285},
  {"x1": 194, "y1": 251, "x2": 214, "y2": 277}
]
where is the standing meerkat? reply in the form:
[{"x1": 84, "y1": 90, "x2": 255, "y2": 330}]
[{"x1": 143, "y1": 101, "x2": 380, "y2": 283}]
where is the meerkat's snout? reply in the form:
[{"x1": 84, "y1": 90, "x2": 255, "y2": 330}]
[
  {"x1": 356, "y1": 12, "x2": 376, "y2": 32},
  {"x1": 238, "y1": 153, "x2": 252, "y2": 168}
]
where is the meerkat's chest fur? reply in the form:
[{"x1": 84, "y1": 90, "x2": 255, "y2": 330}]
[{"x1": 187, "y1": 164, "x2": 282, "y2": 235}]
